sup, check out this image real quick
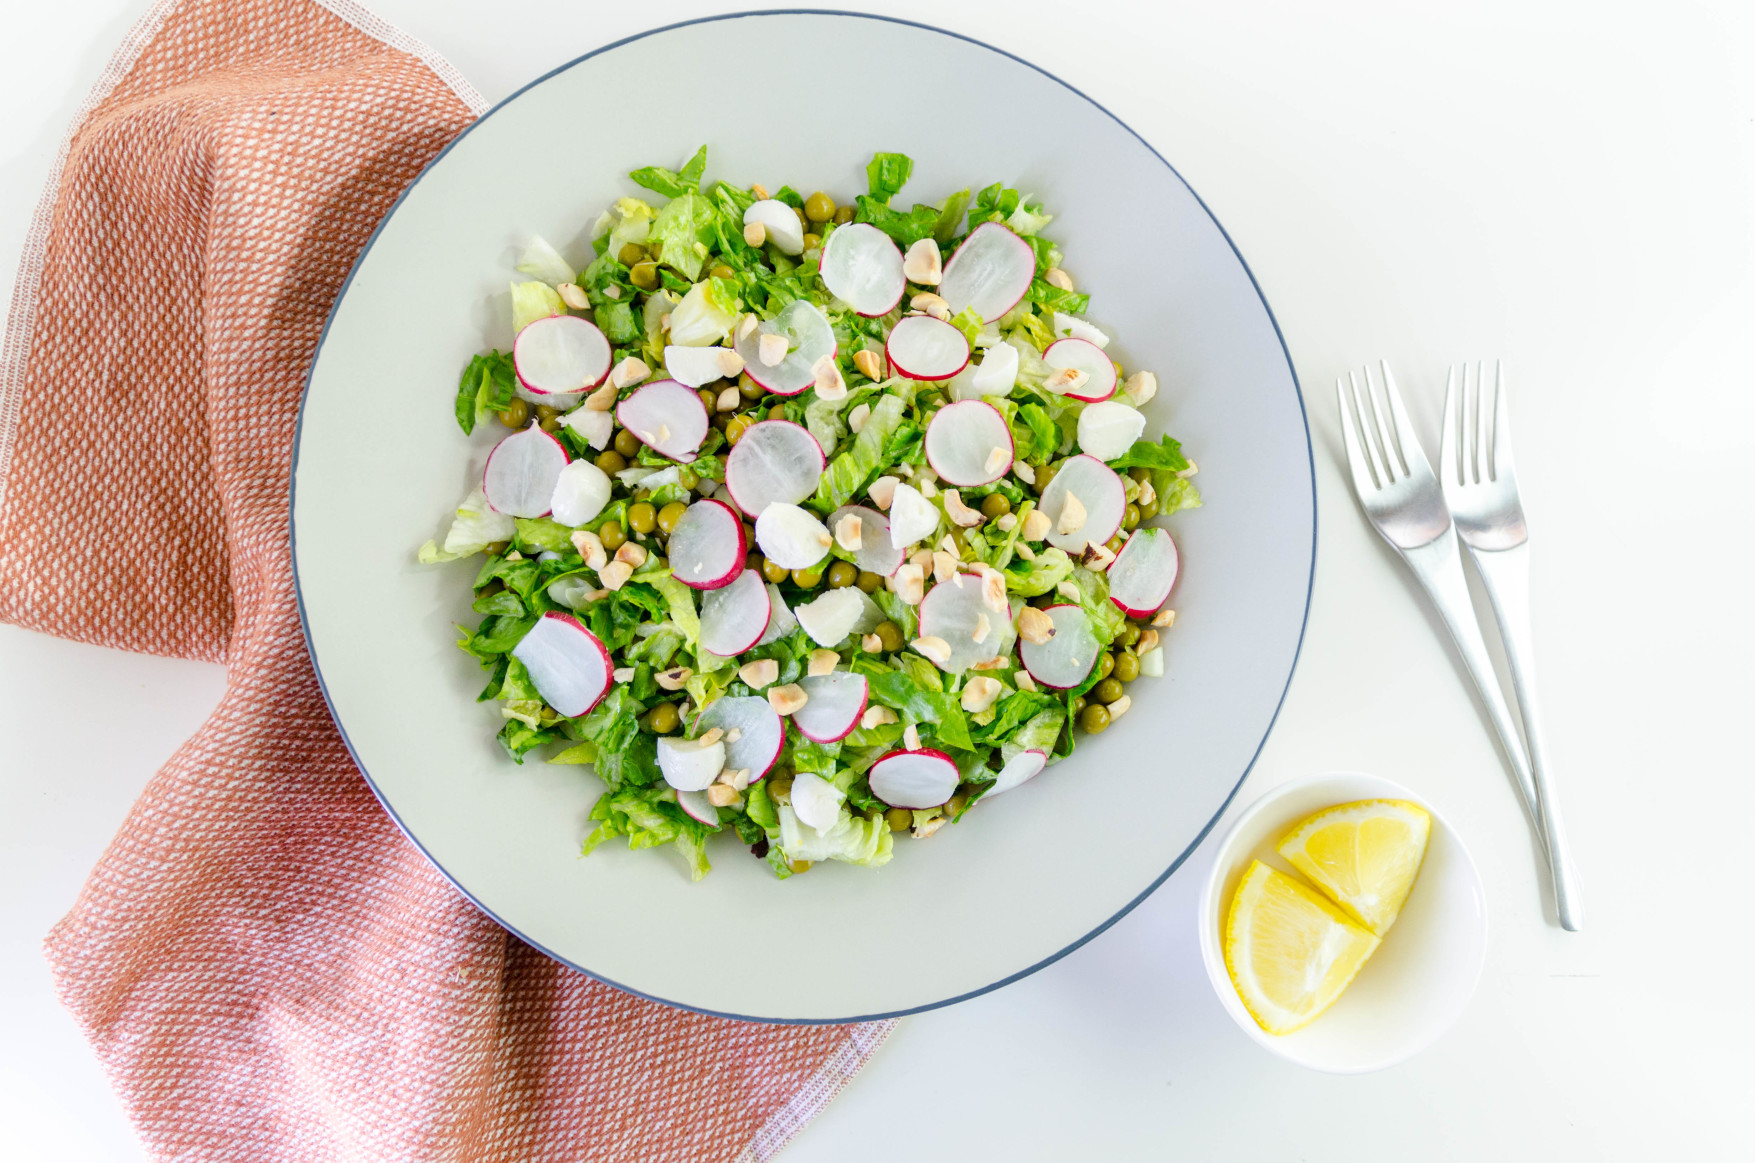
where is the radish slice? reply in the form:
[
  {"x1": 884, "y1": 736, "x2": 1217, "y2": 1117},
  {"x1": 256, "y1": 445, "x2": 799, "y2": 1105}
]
[
  {"x1": 794, "y1": 587, "x2": 883, "y2": 648},
  {"x1": 616, "y1": 379, "x2": 710, "y2": 462},
  {"x1": 966, "y1": 341, "x2": 1019, "y2": 398},
  {"x1": 1039, "y1": 454, "x2": 1126, "y2": 553},
  {"x1": 668, "y1": 498, "x2": 747, "y2": 590},
  {"x1": 510, "y1": 612, "x2": 612, "y2": 717},
  {"x1": 1077, "y1": 400, "x2": 1146, "y2": 462},
  {"x1": 939, "y1": 222, "x2": 1035, "y2": 323},
  {"x1": 483, "y1": 424, "x2": 568, "y2": 517},
  {"x1": 513, "y1": 314, "x2": 612, "y2": 396},
  {"x1": 924, "y1": 400, "x2": 1014, "y2": 486},
  {"x1": 869, "y1": 749, "x2": 960, "y2": 809},
  {"x1": 1019, "y1": 604, "x2": 1101, "y2": 689},
  {"x1": 677, "y1": 789, "x2": 721, "y2": 828},
  {"x1": 725, "y1": 421, "x2": 825, "y2": 516},
  {"x1": 664, "y1": 345, "x2": 738, "y2": 387},
  {"x1": 1107, "y1": 527, "x2": 1180, "y2": 617},
  {"x1": 987, "y1": 749, "x2": 1049, "y2": 797},
  {"x1": 755, "y1": 503, "x2": 832, "y2": 570},
  {"x1": 829, "y1": 505, "x2": 905, "y2": 576},
  {"x1": 793, "y1": 671, "x2": 869, "y2": 743},
  {"x1": 695, "y1": 695, "x2": 784, "y2": 778},
  {"x1": 550, "y1": 459, "x2": 611, "y2": 527},
  {"x1": 887, "y1": 483, "x2": 940, "y2": 548},
  {"x1": 790, "y1": 771, "x2": 845, "y2": 833},
  {"x1": 1044, "y1": 337, "x2": 1117, "y2": 402},
  {"x1": 734, "y1": 300, "x2": 836, "y2": 396},
  {"x1": 755, "y1": 583, "x2": 796, "y2": 646},
  {"x1": 818, "y1": 223, "x2": 906, "y2": 316},
  {"x1": 699, "y1": 569, "x2": 771, "y2": 656},
  {"x1": 886, "y1": 315, "x2": 970, "y2": 381},
  {"x1": 744, "y1": 199, "x2": 805, "y2": 255},
  {"x1": 917, "y1": 571, "x2": 1016, "y2": 672},
  {"x1": 657, "y1": 735, "x2": 727, "y2": 792},
  {"x1": 1053, "y1": 311, "x2": 1111, "y2": 349},
  {"x1": 563, "y1": 407, "x2": 613, "y2": 451}
]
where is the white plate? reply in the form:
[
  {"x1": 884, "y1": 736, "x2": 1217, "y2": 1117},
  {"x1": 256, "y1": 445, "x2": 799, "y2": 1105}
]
[
  {"x1": 292, "y1": 12, "x2": 1314, "y2": 1021},
  {"x1": 1197, "y1": 773, "x2": 1489, "y2": 1072}
]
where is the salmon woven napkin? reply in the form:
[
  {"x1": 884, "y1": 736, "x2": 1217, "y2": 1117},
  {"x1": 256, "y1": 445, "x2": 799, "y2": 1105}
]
[{"x1": 1, "y1": 1, "x2": 892, "y2": 1158}]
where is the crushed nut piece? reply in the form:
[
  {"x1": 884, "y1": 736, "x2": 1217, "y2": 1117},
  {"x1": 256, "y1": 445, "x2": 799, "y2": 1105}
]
[
  {"x1": 835, "y1": 513, "x2": 864, "y2": 551},
  {"x1": 961, "y1": 676, "x2": 1002, "y2": 713},
  {"x1": 716, "y1": 386, "x2": 741, "y2": 412},
  {"x1": 615, "y1": 542, "x2": 647, "y2": 568},
  {"x1": 737, "y1": 313, "x2": 760, "y2": 342},
  {"x1": 1018, "y1": 606, "x2": 1056, "y2": 644},
  {"x1": 938, "y1": 533, "x2": 958, "y2": 555},
  {"x1": 895, "y1": 562, "x2": 925, "y2": 604},
  {"x1": 861, "y1": 705, "x2": 899, "y2": 729},
  {"x1": 767, "y1": 683, "x2": 808, "y2": 716},
  {"x1": 910, "y1": 291, "x2": 951, "y2": 320},
  {"x1": 612, "y1": 667, "x2": 635, "y2": 683},
  {"x1": 983, "y1": 446, "x2": 1010, "y2": 477},
  {"x1": 706, "y1": 783, "x2": 739, "y2": 807},
  {"x1": 750, "y1": 182, "x2": 770, "y2": 200},
  {"x1": 1178, "y1": 460, "x2": 1199, "y2": 479},
  {"x1": 599, "y1": 560, "x2": 633, "y2": 590},
  {"x1": 1056, "y1": 492, "x2": 1087, "y2": 535},
  {"x1": 655, "y1": 666, "x2": 692, "y2": 691},
  {"x1": 726, "y1": 728, "x2": 743, "y2": 743},
  {"x1": 742, "y1": 220, "x2": 767, "y2": 248},
  {"x1": 996, "y1": 513, "x2": 1017, "y2": 532},
  {"x1": 904, "y1": 723, "x2": 922, "y2": 751},
  {"x1": 557, "y1": 282, "x2": 591, "y2": 310},
  {"x1": 808, "y1": 649, "x2": 839, "y2": 677},
  {"x1": 698, "y1": 727, "x2": 725, "y2": 746},
  {"x1": 1045, "y1": 367, "x2": 1090, "y2": 394},
  {"x1": 1022, "y1": 508, "x2": 1052, "y2": 541},
  {"x1": 1137, "y1": 629, "x2": 1159, "y2": 655},
  {"x1": 849, "y1": 402, "x2": 871, "y2": 434},
  {"x1": 584, "y1": 380, "x2": 618, "y2": 411},
  {"x1": 1015, "y1": 670, "x2": 1038, "y2": 692},
  {"x1": 656, "y1": 423, "x2": 671, "y2": 444},
  {"x1": 913, "y1": 814, "x2": 947, "y2": 839},
  {"x1": 1107, "y1": 694, "x2": 1133, "y2": 722},
  {"x1": 932, "y1": 550, "x2": 959, "y2": 583},
  {"x1": 571, "y1": 530, "x2": 608, "y2": 570},
  {"x1": 609, "y1": 356, "x2": 650, "y2": 389},
  {"x1": 1013, "y1": 461, "x2": 1037, "y2": 486},
  {"x1": 909, "y1": 548, "x2": 935, "y2": 570},
  {"x1": 1014, "y1": 542, "x2": 1038, "y2": 562},
  {"x1": 943, "y1": 489, "x2": 983, "y2": 527},
  {"x1": 868, "y1": 475, "x2": 900, "y2": 510},
  {"x1": 716, "y1": 348, "x2": 745, "y2": 378},
  {"x1": 902, "y1": 238, "x2": 942, "y2": 285},
  {"x1": 1151, "y1": 608, "x2": 1177, "y2": 628},
  {"x1": 602, "y1": 284, "x2": 621, "y2": 300},
  {"x1": 1044, "y1": 267, "x2": 1075, "y2": 292},
  {"x1": 972, "y1": 613, "x2": 991, "y2": 644},
  {"x1": 972, "y1": 564, "x2": 1008, "y2": 612},
  {"x1": 659, "y1": 312, "x2": 671, "y2": 332},
  {"x1": 1124, "y1": 370, "x2": 1158, "y2": 406},
  {"x1": 812, "y1": 354, "x2": 847, "y2": 400},
  {"x1": 1080, "y1": 543, "x2": 1116, "y2": 571},
  {"x1": 1057, "y1": 581, "x2": 1082, "y2": 602},
  {"x1": 718, "y1": 767, "x2": 752, "y2": 790},
  {"x1": 919, "y1": 478, "x2": 938, "y2": 499},
  {"x1": 853, "y1": 348, "x2": 886, "y2": 380},
  {"x1": 972, "y1": 656, "x2": 1006, "y2": 670},
  {"x1": 758, "y1": 332, "x2": 788, "y2": 367},
  {"x1": 815, "y1": 529, "x2": 833, "y2": 548},
  {"x1": 861, "y1": 632, "x2": 883, "y2": 653},
  {"x1": 739, "y1": 658, "x2": 779, "y2": 688},
  {"x1": 911, "y1": 636, "x2": 953, "y2": 666}
]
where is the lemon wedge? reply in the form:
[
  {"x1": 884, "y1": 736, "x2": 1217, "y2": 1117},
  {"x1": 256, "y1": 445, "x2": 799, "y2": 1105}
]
[
  {"x1": 1276, "y1": 799, "x2": 1431, "y2": 935},
  {"x1": 1224, "y1": 860, "x2": 1380, "y2": 1035}
]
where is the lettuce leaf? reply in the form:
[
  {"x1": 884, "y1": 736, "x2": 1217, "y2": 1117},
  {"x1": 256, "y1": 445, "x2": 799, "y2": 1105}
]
[
  {"x1": 1109, "y1": 434, "x2": 1191, "y2": 474},
  {"x1": 516, "y1": 235, "x2": 575, "y2": 285},
  {"x1": 853, "y1": 196, "x2": 940, "y2": 248},
  {"x1": 629, "y1": 144, "x2": 708, "y2": 199},
  {"x1": 668, "y1": 278, "x2": 737, "y2": 346},
  {"x1": 510, "y1": 281, "x2": 564, "y2": 332},
  {"x1": 419, "y1": 488, "x2": 516, "y2": 564},
  {"x1": 648, "y1": 190, "x2": 717, "y2": 281},
  {"x1": 814, "y1": 391, "x2": 906, "y2": 511},
  {"x1": 865, "y1": 152, "x2": 913, "y2": 201},
  {"x1": 777, "y1": 805, "x2": 893, "y2": 867},
  {"x1": 1002, "y1": 545, "x2": 1073, "y2": 596}
]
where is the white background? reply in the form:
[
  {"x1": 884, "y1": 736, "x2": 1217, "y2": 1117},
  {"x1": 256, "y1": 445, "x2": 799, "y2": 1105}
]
[{"x1": 3, "y1": 1, "x2": 1751, "y2": 1158}]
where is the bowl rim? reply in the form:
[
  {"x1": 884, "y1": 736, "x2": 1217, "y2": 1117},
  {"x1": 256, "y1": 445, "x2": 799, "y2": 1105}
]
[
  {"x1": 290, "y1": 8, "x2": 1317, "y2": 1023},
  {"x1": 1197, "y1": 771, "x2": 1489, "y2": 1072}
]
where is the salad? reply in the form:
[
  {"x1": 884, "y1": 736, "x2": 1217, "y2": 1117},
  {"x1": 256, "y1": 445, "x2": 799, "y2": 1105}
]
[{"x1": 420, "y1": 148, "x2": 1200, "y2": 880}]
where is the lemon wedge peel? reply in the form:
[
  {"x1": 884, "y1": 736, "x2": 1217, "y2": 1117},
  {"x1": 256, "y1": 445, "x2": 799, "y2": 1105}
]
[
  {"x1": 1275, "y1": 799, "x2": 1432, "y2": 936},
  {"x1": 1223, "y1": 860, "x2": 1381, "y2": 1036}
]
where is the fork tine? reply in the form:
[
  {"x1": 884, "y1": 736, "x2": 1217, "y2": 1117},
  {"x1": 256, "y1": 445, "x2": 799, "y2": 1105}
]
[
  {"x1": 1378, "y1": 360, "x2": 1431, "y2": 478},
  {"x1": 1489, "y1": 359, "x2": 1513, "y2": 480},
  {"x1": 1361, "y1": 364, "x2": 1406, "y2": 479},
  {"x1": 1336, "y1": 375, "x2": 1382, "y2": 496},
  {"x1": 1441, "y1": 364, "x2": 1461, "y2": 487},
  {"x1": 1463, "y1": 361, "x2": 1481, "y2": 484},
  {"x1": 1475, "y1": 360, "x2": 1493, "y2": 483},
  {"x1": 1347, "y1": 368, "x2": 1392, "y2": 484}
]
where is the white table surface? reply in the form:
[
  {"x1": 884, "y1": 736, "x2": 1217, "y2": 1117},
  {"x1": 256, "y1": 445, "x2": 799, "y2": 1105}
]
[{"x1": 4, "y1": 1, "x2": 1751, "y2": 1158}]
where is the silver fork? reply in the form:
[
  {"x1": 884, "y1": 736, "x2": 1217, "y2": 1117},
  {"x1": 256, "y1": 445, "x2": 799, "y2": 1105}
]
[
  {"x1": 1442, "y1": 362, "x2": 1582, "y2": 931},
  {"x1": 1335, "y1": 363, "x2": 1557, "y2": 910}
]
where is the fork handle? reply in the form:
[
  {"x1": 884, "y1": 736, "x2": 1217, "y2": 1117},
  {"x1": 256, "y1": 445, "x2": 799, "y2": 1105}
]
[
  {"x1": 1462, "y1": 542, "x2": 1584, "y2": 932},
  {"x1": 1397, "y1": 532, "x2": 1545, "y2": 841}
]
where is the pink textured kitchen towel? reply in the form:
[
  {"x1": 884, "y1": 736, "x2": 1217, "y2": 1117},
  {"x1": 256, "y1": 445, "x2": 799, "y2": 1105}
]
[{"x1": 0, "y1": 1, "x2": 893, "y2": 1158}]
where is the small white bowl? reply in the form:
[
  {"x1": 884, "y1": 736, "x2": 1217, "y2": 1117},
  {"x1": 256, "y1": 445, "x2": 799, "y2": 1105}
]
[{"x1": 1198, "y1": 773, "x2": 1488, "y2": 1073}]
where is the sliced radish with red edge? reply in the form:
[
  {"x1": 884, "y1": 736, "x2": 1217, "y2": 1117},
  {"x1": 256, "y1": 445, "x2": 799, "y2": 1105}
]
[
  {"x1": 1038, "y1": 454, "x2": 1126, "y2": 552},
  {"x1": 615, "y1": 379, "x2": 709, "y2": 461},
  {"x1": 1044, "y1": 337, "x2": 1116, "y2": 402},
  {"x1": 734, "y1": 300, "x2": 835, "y2": 396},
  {"x1": 699, "y1": 569, "x2": 772, "y2": 656},
  {"x1": 1018, "y1": 604, "x2": 1101, "y2": 689},
  {"x1": 677, "y1": 790, "x2": 721, "y2": 828},
  {"x1": 694, "y1": 696, "x2": 784, "y2": 778},
  {"x1": 725, "y1": 421, "x2": 825, "y2": 516},
  {"x1": 513, "y1": 314, "x2": 611, "y2": 396},
  {"x1": 793, "y1": 671, "x2": 869, "y2": 743},
  {"x1": 1107, "y1": 527, "x2": 1180, "y2": 617},
  {"x1": 917, "y1": 571, "x2": 1015, "y2": 672},
  {"x1": 987, "y1": 749, "x2": 1049, "y2": 797},
  {"x1": 483, "y1": 424, "x2": 568, "y2": 517},
  {"x1": 510, "y1": 612, "x2": 611, "y2": 717},
  {"x1": 668, "y1": 498, "x2": 746, "y2": 589},
  {"x1": 869, "y1": 748, "x2": 960, "y2": 809},
  {"x1": 886, "y1": 315, "x2": 970, "y2": 381},
  {"x1": 755, "y1": 503, "x2": 832, "y2": 570},
  {"x1": 828, "y1": 505, "x2": 904, "y2": 576},
  {"x1": 938, "y1": 222, "x2": 1035, "y2": 323},
  {"x1": 924, "y1": 400, "x2": 1013, "y2": 486},
  {"x1": 818, "y1": 223, "x2": 906, "y2": 316},
  {"x1": 657, "y1": 735, "x2": 726, "y2": 792},
  {"x1": 755, "y1": 583, "x2": 796, "y2": 646}
]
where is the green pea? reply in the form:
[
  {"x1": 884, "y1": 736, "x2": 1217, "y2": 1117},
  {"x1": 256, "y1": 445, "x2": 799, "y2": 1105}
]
[{"x1": 1078, "y1": 704, "x2": 1111, "y2": 733}]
